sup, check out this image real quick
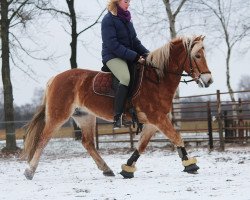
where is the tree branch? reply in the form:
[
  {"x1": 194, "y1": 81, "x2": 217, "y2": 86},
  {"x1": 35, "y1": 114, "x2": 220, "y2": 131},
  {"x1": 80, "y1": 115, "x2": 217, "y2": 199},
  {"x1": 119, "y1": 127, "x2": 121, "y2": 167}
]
[
  {"x1": 77, "y1": 8, "x2": 106, "y2": 36},
  {"x1": 35, "y1": 5, "x2": 71, "y2": 17},
  {"x1": 9, "y1": 48, "x2": 39, "y2": 84},
  {"x1": 173, "y1": 0, "x2": 187, "y2": 18},
  {"x1": 9, "y1": 0, "x2": 29, "y2": 23},
  {"x1": 9, "y1": 31, "x2": 53, "y2": 61}
]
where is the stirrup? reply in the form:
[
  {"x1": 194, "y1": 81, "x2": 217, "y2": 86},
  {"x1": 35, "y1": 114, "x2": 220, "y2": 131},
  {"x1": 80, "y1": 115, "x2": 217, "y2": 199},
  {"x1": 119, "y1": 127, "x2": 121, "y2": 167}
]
[
  {"x1": 113, "y1": 116, "x2": 122, "y2": 129},
  {"x1": 122, "y1": 114, "x2": 132, "y2": 127}
]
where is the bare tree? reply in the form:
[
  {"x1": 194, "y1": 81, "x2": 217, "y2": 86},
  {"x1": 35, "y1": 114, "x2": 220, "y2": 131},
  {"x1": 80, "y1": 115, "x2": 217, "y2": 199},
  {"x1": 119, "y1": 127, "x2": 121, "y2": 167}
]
[
  {"x1": 197, "y1": 0, "x2": 250, "y2": 102},
  {"x1": 0, "y1": 88, "x2": 3, "y2": 128},
  {"x1": 132, "y1": 0, "x2": 197, "y2": 47},
  {"x1": 0, "y1": 87, "x2": 3, "y2": 104},
  {"x1": 132, "y1": 0, "x2": 192, "y2": 131},
  {"x1": 162, "y1": 0, "x2": 189, "y2": 131},
  {"x1": 0, "y1": 0, "x2": 48, "y2": 151},
  {"x1": 36, "y1": 0, "x2": 105, "y2": 139},
  {"x1": 132, "y1": 1, "x2": 200, "y2": 98},
  {"x1": 1, "y1": 0, "x2": 22, "y2": 151},
  {"x1": 36, "y1": 0, "x2": 105, "y2": 69},
  {"x1": 162, "y1": 0, "x2": 187, "y2": 39}
]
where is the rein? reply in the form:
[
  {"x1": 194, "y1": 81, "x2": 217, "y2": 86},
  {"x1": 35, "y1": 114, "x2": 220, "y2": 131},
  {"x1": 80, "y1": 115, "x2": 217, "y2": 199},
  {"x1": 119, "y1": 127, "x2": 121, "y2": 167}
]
[{"x1": 149, "y1": 53, "x2": 196, "y2": 84}]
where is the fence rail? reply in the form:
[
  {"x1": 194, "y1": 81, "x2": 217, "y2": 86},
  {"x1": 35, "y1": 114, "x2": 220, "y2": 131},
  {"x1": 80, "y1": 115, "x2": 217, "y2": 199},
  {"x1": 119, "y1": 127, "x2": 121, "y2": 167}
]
[{"x1": 1, "y1": 90, "x2": 250, "y2": 150}]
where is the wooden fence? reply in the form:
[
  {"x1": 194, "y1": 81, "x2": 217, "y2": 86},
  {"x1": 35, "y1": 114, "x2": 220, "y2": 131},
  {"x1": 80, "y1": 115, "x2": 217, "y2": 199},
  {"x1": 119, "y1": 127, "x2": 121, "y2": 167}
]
[
  {"x1": 1, "y1": 90, "x2": 250, "y2": 151},
  {"x1": 95, "y1": 90, "x2": 250, "y2": 150}
]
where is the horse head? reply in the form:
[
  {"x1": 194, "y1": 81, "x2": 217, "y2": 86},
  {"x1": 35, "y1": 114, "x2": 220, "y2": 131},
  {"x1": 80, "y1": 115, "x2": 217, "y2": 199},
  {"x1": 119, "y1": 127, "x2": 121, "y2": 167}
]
[
  {"x1": 146, "y1": 35, "x2": 213, "y2": 88},
  {"x1": 182, "y1": 35, "x2": 213, "y2": 88}
]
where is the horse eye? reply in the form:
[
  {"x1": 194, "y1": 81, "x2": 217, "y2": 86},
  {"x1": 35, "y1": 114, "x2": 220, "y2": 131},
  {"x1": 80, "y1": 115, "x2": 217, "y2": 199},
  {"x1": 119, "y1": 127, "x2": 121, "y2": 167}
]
[{"x1": 195, "y1": 54, "x2": 201, "y2": 59}]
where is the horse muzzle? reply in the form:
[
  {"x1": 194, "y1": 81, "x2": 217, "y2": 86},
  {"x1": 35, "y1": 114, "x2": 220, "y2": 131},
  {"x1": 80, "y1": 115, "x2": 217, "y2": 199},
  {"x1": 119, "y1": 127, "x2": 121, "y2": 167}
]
[{"x1": 196, "y1": 73, "x2": 213, "y2": 88}]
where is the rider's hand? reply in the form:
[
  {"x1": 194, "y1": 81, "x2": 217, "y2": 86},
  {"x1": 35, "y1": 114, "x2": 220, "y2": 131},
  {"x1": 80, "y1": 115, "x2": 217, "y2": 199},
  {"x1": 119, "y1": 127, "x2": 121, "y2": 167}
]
[{"x1": 138, "y1": 56, "x2": 146, "y2": 64}]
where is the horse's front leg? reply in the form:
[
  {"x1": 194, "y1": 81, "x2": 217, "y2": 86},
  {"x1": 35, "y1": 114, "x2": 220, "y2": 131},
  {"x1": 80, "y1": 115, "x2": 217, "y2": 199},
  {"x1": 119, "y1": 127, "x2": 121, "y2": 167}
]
[
  {"x1": 73, "y1": 114, "x2": 115, "y2": 177},
  {"x1": 156, "y1": 115, "x2": 199, "y2": 174},
  {"x1": 120, "y1": 124, "x2": 157, "y2": 178}
]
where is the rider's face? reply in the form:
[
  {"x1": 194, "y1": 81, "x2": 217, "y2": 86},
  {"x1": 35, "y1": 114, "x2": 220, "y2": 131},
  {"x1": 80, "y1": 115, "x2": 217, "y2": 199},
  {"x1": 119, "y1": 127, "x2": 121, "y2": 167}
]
[{"x1": 118, "y1": 0, "x2": 130, "y2": 11}]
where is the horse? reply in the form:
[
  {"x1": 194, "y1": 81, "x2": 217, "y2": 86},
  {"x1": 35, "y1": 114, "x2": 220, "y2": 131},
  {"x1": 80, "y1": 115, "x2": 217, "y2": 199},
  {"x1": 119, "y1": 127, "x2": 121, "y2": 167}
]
[{"x1": 21, "y1": 35, "x2": 213, "y2": 180}]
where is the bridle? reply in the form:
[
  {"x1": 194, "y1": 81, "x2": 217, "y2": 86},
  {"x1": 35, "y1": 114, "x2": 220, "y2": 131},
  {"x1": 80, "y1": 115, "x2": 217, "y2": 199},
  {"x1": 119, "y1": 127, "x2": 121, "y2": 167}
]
[
  {"x1": 171, "y1": 46, "x2": 211, "y2": 84},
  {"x1": 150, "y1": 43, "x2": 211, "y2": 84}
]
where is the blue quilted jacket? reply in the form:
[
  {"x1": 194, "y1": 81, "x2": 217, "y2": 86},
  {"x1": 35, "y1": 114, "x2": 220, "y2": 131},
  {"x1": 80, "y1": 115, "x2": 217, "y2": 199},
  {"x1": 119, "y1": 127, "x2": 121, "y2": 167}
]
[{"x1": 101, "y1": 12, "x2": 149, "y2": 64}]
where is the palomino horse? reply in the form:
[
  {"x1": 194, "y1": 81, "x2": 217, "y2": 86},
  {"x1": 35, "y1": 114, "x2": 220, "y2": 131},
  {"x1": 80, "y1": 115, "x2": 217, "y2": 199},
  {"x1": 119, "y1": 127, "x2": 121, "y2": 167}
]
[{"x1": 22, "y1": 35, "x2": 213, "y2": 180}]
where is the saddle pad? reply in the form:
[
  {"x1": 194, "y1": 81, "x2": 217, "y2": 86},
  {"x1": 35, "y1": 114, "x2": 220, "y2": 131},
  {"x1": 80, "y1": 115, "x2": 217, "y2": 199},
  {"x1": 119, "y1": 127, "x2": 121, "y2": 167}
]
[
  {"x1": 93, "y1": 66, "x2": 144, "y2": 99},
  {"x1": 93, "y1": 72, "x2": 115, "y2": 97}
]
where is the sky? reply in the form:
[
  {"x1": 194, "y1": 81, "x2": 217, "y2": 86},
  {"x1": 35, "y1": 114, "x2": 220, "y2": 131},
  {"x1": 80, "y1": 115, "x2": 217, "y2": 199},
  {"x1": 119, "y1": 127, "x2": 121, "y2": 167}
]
[{"x1": 1, "y1": 0, "x2": 250, "y2": 106}]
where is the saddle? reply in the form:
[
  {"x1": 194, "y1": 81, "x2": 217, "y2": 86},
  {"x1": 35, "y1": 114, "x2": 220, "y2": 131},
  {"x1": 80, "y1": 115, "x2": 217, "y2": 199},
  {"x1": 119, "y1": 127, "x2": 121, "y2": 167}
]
[
  {"x1": 93, "y1": 64, "x2": 152, "y2": 133},
  {"x1": 93, "y1": 64, "x2": 144, "y2": 99}
]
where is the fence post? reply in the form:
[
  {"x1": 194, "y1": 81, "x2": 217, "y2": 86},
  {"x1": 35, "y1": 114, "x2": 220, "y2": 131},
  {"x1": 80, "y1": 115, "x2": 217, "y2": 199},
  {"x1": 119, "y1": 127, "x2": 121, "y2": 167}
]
[
  {"x1": 238, "y1": 98, "x2": 244, "y2": 142},
  {"x1": 224, "y1": 111, "x2": 228, "y2": 142},
  {"x1": 207, "y1": 101, "x2": 213, "y2": 150},
  {"x1": 217, "y1": 90, "x2": 225, "y2": 151},
  {"x1": 95, "y1": 121, "x2": 99, "y2": 150},
  {"x1": 246, "y1": 122, "x2": 249, "y2": 142}
]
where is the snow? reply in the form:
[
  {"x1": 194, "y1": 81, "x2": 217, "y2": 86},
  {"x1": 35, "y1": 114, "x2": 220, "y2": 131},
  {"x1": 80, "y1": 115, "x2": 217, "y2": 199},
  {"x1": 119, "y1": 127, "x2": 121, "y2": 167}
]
[{"x1": 0, "y1": 138, "x2": 250, "y2": 200}]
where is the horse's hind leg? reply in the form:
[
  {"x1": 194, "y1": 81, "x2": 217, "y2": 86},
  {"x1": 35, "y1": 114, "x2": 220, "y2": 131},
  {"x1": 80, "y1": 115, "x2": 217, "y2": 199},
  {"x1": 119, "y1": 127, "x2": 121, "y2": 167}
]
[
  {"x1": 73, "y1": 114, "x2": 115, "y2": 176},
  {"x1": 120, "y1": 124, "x2": 157, "y2": 178},
  {"x1": 24, "y1": 121, "x2": 62, "y2": 180},
  {"x1": 24, "y1": 138, "x2": 48, "y2": 180}
]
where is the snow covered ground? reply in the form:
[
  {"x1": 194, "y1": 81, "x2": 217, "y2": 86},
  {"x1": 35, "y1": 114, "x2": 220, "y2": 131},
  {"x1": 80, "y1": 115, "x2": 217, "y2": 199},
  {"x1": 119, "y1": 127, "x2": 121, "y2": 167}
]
[{"x1": 0, "y1": 138, "x2": 250, "y2": 200}]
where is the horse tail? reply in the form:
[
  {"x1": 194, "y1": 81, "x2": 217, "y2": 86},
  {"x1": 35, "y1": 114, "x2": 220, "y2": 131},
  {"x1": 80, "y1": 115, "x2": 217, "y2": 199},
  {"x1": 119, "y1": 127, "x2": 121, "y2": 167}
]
[
  {"x1": 21, "y1": 77, "x2": 53, "y2": 162},
  {"x1": 22, "y1": 105, "x2": 45, "y2": 162}
]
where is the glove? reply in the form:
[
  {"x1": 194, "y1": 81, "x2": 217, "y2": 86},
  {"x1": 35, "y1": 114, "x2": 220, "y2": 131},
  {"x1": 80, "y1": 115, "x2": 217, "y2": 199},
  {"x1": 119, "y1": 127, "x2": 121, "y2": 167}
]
[{"x1": 142, "y1": 52, "x2": 149, "y2": 59}]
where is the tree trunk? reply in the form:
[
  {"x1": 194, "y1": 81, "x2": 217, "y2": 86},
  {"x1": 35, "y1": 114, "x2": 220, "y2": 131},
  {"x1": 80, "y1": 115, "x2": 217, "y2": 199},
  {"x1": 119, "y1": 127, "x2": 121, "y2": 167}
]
[
  {"x1": 66, "y1": 0, "x2": 78, "y2": 69},
  {"x1": 1, "y1": 0, "x2": 18, "y2": 151},
  {"x1": 162, "y1": 0, "x2": 181, "y2": 132},
  {"x1": 226, "y1": 48, "x2": 235, "y2": 102},
  {"x1": 66, "y1": 0, "x2": 81, "y2": 139},
  {"x1": 163, "y1": 0, "x2": 186, "y2": 99},
  {"x1": 163, "y1": 0, "x2": 177, "y2": 39}
]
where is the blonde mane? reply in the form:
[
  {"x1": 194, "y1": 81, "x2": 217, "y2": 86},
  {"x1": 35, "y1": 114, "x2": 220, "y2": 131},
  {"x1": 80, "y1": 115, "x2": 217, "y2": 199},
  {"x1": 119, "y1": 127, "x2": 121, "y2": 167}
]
[{"x1": 146, "y1": 36, "x2": 204, "y2": 78}]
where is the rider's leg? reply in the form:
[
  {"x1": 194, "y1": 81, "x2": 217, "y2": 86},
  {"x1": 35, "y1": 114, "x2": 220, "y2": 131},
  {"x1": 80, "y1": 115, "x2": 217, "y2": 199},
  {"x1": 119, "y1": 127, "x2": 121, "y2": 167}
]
[{"x1": 106, "y1": 58, "x2": 130, "y2": 129}]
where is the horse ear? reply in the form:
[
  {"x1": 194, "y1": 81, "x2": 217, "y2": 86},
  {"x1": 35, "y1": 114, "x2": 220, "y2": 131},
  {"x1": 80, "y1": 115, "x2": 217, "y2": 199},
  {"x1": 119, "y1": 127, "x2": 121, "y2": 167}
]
[
  {"x1": 196, "y1": 35, "x2": 205, "y2": 41},
  {"x1": 201, "y1": 35, "x2": 205, "y2": 41}
]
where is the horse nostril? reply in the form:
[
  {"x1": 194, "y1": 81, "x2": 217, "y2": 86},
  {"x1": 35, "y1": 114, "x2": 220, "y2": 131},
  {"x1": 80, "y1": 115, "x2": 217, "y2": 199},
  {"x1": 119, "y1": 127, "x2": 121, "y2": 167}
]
[
  {"x1": 207, "y1": 78, "x2": 213, "y2": 85},
  {"x1": 204, "y1": 78, "x2": 213, "y2": 88},
  {"x1": 210, "y1": 78, "x2": 213, "y2": 84}
]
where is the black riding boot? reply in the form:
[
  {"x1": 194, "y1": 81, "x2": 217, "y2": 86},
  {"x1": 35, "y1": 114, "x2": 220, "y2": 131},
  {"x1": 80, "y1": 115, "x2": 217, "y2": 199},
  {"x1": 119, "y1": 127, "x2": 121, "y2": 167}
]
[{"x1": 113, "y1": 84, "x2": 128, "y2": 129}]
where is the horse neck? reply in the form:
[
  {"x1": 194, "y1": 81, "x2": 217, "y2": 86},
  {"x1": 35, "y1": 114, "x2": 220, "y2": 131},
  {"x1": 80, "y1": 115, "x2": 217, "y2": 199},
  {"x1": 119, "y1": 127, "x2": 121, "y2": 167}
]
[
  {"x1": 159, "y1": 71, "x2": 182, "y2": 101},
  {"x1": 142, "y1": 40, "x2": 187, "y2": 108},
  {"x1": 159, "y1": 43, "x2": 186, "y2": 100}
]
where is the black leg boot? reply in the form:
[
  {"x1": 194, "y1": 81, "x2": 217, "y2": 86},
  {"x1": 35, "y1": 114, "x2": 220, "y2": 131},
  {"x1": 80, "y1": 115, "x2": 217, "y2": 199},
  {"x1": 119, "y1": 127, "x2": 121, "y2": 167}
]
[{"x1": 113, "y1": 84, "x2": 128, "y2": 129}]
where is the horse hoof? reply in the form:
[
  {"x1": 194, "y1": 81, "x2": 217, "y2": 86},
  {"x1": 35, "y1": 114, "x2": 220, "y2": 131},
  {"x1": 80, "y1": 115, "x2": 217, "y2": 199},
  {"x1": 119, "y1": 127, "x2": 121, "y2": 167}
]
[
  {"x1": 103, "y1": 170, "x2": 115, "y2": 177},
  {"x1": 24, "y1": 168, "x2": 34, "y2": 180},
  {"x1": 183, "y1": 164, "x2": 199, "y2": 174},
  {"x1": 120, "y1": 170, "x2": 134, "y2": 179}
]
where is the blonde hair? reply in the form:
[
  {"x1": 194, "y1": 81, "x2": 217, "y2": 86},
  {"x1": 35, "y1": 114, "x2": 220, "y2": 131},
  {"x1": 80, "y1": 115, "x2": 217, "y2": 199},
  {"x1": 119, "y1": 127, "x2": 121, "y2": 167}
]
[{"x1": 107, "y1": 0, "x2": 120, "y2": 15}]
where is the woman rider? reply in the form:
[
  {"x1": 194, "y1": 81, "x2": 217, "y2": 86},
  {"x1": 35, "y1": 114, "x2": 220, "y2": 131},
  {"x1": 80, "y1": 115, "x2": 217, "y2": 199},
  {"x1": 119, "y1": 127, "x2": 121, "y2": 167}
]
[{"x1": 101, "y1": 0, "x2": 149, "y2": 129}]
